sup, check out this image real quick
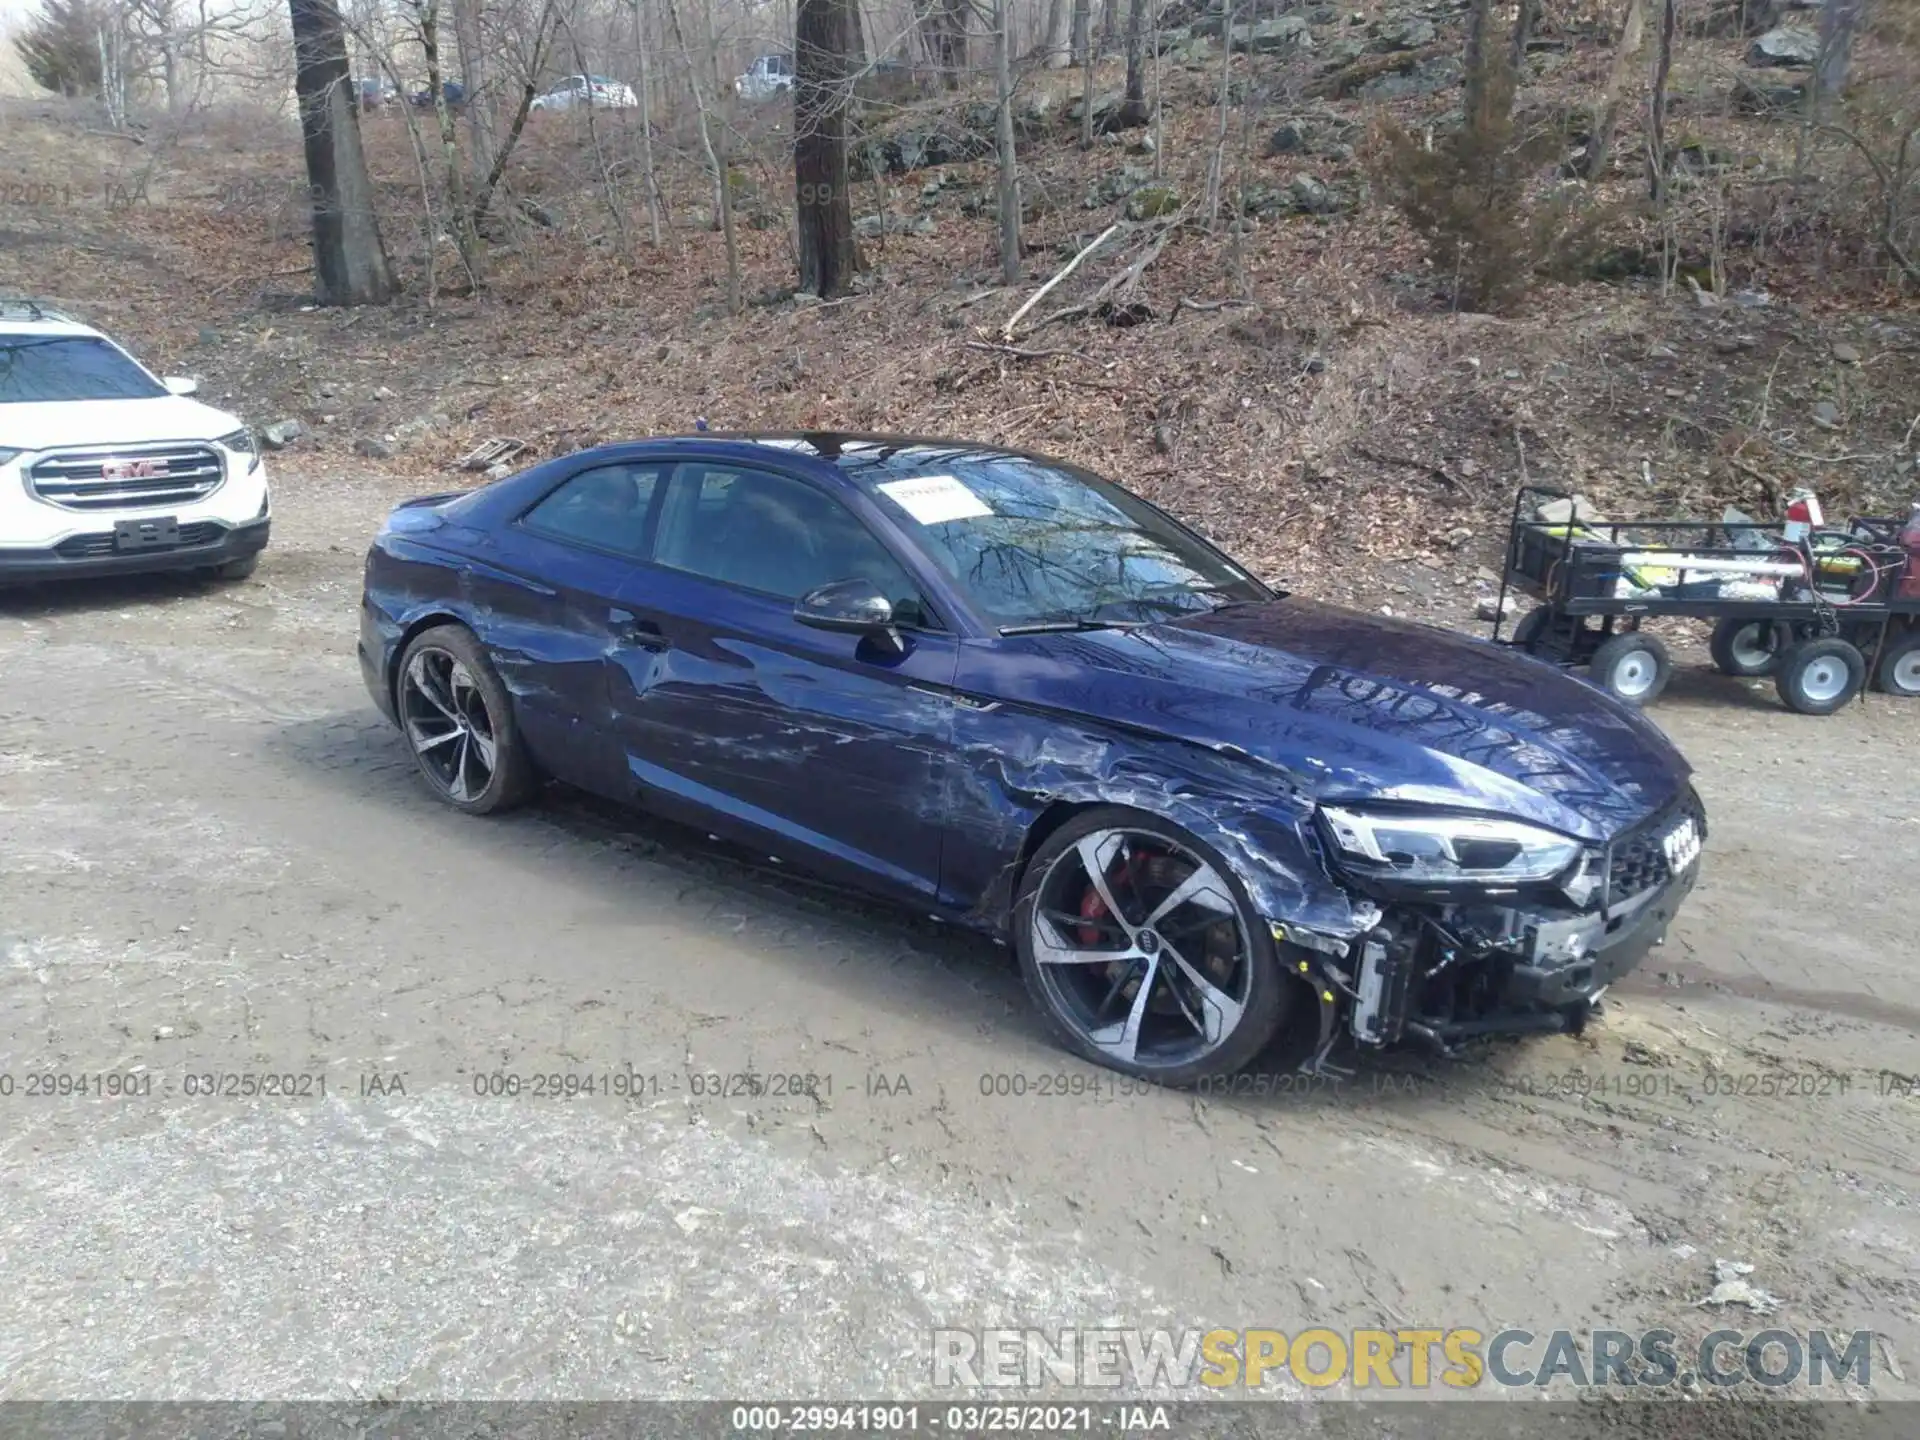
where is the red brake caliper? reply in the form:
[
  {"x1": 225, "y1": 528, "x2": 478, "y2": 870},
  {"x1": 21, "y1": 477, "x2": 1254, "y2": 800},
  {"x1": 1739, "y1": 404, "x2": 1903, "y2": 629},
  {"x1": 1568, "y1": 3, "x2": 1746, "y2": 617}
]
[{"x1": 1077, "y1": 852, "x2": 1143, "y2": 945}]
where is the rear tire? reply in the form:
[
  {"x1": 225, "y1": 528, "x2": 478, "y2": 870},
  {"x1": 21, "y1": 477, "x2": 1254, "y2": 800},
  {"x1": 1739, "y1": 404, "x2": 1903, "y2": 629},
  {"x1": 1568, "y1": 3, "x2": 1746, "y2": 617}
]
[
  {"x1": 1013, "y1": 806, "x2": 1294, "y2": 1087},
  {"x1": 1588, "y1": 631, "x2": 1672, "y2": 706},
  {"x1": 394, "y1": 624, "x2": 539, "y2": 813},
  {"x1": 1708, "y1": 616, "x2": 1787, "y2": 677},
  {"x1": 1774, "y1": 637, "x2": 1866, "y2": 716},
  {"x1": 1870, "y1": 630, "x2": 1920, "y2": 698}
]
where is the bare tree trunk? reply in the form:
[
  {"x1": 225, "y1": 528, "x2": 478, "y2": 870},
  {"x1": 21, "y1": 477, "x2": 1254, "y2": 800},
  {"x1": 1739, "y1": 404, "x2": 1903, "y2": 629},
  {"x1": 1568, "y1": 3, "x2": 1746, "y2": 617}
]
[
  {"x1": 928, "y1": 0, "x2": 967, "y2": 87},
  {"x1": 1813, "y1": 0, "x2": 1863, "y2": 122},
  {"x1": 994, "y1": 0, "x2": 1020, "y2": 281},
  {"x1": 1076, "y1": 0, "x2": 1094, "y2": 146},
  {"x1": 666, "y1": 0, "x2": 740, "y2": 311},
  {"x1": 1508, "y1": 0, "x2": 1537, "y2": 76},
  {"x1": 419, "y1": 0, "x2": 483, "y2": 282},
  {"x1": 1462, "y1": 0, "x2": 1495, "y2": 131},
  {"x1": 1039, "y1": 0, "x2": 1071, "y2": 67},
  {"x1": 795, "y1": 0, "x2": 859, "y2": 295},
  {"x1": 1120, "y1": 0, "x2": 1147, "y2": 125},
  {"x1": 1203, "y1": 0, "x2": 1233, "y2": 226},
  {"x1": 555, "y1": 7, "x2": 628, "y2": 247},
  {"x1": 161, "y1": 36, "x2": 180, "y2": 114},
  {"x1": 471, "y1": 1, "x2": 556, "y2": 228},
  {"x1": 1099, "y1": 0, "x2": 1117, "y2": 52},
  {"x1": 452, "y1": 0, "x2": 496, "y2": 183},
  {"x1": 290, "y1": 0, "x2": 395, "y2": 305},
  {"x1": 1648, "y1": 0, "x2": 1676, "y2": 204},
  {"x1": 1581, "y1": 0, "x2": 1645, "y2": 179},
  {"x1": 97, "y1": 25, "x2": 127, "y2": 127},
  {"x1": 1149, "y1": 0, "x2": 1163, "y2": 169},
  {"x1": 633, "y1": 0, "x2": 663, "y2": 245}
]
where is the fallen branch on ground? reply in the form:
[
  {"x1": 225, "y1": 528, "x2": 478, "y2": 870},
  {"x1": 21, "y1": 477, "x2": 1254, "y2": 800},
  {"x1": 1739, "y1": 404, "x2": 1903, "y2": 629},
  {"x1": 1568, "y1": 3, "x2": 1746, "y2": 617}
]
[
  {"x1": 1003, "y1": 222, "x2": 1122, "y2": 339},
  {"x1": 1170, "y1": 295, "x2": 1254, "y2": 321},
  {"x1": 1035, "y1": 220, "x2": 1182, "y2": 329},
  {"x1": 964, "y1": 340, "x2": 1093, "y2": 361}
]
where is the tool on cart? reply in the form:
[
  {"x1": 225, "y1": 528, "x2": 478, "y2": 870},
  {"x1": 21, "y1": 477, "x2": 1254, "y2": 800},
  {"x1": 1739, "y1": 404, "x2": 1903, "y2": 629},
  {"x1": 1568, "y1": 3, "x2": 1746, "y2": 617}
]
[{"x1": 1490, "y1": 484, "x2": 1920, "y2": 716}]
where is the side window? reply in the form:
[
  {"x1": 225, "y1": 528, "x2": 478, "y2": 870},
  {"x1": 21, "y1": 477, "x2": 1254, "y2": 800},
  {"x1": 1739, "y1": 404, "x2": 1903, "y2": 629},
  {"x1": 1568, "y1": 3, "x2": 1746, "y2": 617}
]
[
  {"x1": 654, "y1": 465, "x2": 939, "y2": 626},
  {"x1": 520, "y1": 463, "x2": 664, "y2": 559}
]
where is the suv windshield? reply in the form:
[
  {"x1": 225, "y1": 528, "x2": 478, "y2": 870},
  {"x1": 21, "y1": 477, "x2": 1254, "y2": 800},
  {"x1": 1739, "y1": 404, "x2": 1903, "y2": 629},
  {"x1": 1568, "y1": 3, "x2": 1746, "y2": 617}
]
[
  {"x1": 865, "y1": 456, "x2": 1270, "y2": 629},
  {"x1": 0, "y1": 335, "x2": 166, "y2": 403}
]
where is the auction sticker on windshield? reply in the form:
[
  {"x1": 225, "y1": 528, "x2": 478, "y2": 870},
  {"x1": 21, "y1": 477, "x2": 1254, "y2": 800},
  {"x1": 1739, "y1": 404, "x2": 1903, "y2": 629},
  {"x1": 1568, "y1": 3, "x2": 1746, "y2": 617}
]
[{"x1": 878, "y1": 475, "x2": 993, "y2": 525}]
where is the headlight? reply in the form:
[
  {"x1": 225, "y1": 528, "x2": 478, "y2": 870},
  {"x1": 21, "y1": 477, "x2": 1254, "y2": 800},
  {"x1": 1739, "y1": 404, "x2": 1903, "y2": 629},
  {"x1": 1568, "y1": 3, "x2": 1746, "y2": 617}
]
[
  {"x1": 216, "y1": 427, "x2": 260, "y2": 474},
  {"x1": 1319, "y1": 806, "x2": 1583, "y2": 886},
  {"x1": 0, "y1": 448, "x2": 20, "y2": 467}
]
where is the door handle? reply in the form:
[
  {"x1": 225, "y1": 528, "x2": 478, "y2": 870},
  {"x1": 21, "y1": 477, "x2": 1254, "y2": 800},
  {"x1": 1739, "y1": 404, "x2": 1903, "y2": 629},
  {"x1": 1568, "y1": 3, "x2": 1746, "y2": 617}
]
[{"x1": 612, "y1": 611, "x2": 671, "y2": 651}]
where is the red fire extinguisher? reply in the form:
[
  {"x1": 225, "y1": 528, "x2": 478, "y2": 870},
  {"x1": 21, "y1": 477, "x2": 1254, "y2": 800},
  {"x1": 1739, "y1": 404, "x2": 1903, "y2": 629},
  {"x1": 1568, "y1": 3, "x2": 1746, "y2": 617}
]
[
  {"x1": 1899, "y1": 500, "x2": 1920, "y2": 601},
  {"x1": 1783, "y1": 488, "x2": 1824, "y2": 545}
]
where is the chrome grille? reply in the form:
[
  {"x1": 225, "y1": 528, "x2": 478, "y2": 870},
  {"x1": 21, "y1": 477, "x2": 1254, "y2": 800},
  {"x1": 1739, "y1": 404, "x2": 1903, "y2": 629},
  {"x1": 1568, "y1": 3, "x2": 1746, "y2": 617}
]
[{"x1": 28, "y1": 444, "x2": 225, "y2": 511}]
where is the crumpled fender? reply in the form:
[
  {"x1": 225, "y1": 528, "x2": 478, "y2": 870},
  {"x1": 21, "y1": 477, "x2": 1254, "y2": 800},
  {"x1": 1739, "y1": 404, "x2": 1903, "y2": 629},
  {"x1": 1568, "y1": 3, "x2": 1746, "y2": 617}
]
[{"x1": 947, "y1": 715, "x2": 1371, "y2": 945}]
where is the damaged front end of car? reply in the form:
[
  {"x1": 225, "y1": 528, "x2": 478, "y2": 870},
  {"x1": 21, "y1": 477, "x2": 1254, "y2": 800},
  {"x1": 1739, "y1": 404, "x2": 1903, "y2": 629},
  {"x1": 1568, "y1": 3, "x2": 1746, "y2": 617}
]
[{"x1": 1276, "y1": 790, "x2": 1706, "y2": 1065}]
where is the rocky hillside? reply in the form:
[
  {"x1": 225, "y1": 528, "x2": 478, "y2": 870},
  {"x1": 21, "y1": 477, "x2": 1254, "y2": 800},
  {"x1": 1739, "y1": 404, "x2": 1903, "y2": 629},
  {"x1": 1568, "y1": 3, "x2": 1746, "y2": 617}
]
[{"x1": 0, "y1": 0, "x2": 1914, "y2": 624}]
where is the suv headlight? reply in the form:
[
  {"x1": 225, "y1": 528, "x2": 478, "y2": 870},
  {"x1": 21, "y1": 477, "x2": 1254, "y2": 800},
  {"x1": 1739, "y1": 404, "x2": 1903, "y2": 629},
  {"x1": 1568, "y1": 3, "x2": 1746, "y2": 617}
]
[
  {"x1": 1319, "y1": 806, "x2": 1583, "y2": 886},
  {"x1": 0, "y1": 448, "x2": 20, "y2": 467},
  {"x1": 217, "y1": 427, "x2": 260, "y2": 474}
]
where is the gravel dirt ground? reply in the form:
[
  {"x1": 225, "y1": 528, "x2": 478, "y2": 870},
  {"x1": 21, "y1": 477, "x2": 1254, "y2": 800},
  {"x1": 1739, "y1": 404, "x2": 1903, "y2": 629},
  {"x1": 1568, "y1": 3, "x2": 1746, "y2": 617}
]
[{"x1": 3, "y1": 460, "x2": 1919, "y2": 1422}]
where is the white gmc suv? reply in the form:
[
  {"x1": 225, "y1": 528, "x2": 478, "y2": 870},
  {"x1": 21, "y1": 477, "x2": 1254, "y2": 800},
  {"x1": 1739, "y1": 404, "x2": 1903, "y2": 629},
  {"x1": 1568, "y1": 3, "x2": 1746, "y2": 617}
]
[{"x1": 0, "y1": 303, "x2": 270, "y2": 587}]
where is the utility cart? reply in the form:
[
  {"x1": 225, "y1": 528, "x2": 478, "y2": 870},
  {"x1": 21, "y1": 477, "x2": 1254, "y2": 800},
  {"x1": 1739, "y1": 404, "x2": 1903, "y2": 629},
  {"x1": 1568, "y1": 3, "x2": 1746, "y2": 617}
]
[{"x1": 1489, "y1": 484, "x2": 1920, "y2": 714}]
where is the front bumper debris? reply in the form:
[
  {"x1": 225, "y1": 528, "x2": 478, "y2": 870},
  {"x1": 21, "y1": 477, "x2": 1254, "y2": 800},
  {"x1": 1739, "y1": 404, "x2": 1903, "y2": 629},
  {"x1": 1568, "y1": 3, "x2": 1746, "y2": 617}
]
[{"x1": 1278, "y1": 795, "x2": 1705, "y2": 1062}]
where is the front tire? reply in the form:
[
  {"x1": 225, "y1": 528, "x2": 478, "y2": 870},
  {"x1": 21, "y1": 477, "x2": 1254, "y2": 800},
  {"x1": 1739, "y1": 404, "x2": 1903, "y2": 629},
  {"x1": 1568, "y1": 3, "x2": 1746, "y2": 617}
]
[
  {"x1": 395, "y1": 624, "x2": 538, "y2": 813},
  {"x1": 211, "y1": 554, "x2": 259, "y2": 582},
  {"x1": 1012, "y1": 807, "x2": 1294, "y2": 1087}
]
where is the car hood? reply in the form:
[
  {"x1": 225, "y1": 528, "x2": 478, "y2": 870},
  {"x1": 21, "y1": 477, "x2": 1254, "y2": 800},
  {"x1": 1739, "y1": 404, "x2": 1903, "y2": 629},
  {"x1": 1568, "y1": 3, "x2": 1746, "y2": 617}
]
[
  {"x1": 988, "y1": 597, "x2": 1692, "y2": 842},
  {"x1": 6, "y1": 396, "x2": 245, "y2": 452}
]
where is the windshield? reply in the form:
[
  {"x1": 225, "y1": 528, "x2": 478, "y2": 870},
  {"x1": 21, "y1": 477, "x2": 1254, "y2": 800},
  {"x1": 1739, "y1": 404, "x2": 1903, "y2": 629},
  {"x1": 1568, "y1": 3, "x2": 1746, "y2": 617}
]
[
  {"x1": 0, "y1": 335, "x2": 166, "y2": 403},
  {"x1": 865, "y1": 456, "x2": 1269, "y2": 629}
]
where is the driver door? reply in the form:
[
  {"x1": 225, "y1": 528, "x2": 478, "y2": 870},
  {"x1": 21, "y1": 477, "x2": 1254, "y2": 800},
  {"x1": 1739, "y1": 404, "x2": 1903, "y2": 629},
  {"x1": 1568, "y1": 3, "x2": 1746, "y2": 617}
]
[{"x1": 609, "y1": 460, "x2": 957, "y2": 905}]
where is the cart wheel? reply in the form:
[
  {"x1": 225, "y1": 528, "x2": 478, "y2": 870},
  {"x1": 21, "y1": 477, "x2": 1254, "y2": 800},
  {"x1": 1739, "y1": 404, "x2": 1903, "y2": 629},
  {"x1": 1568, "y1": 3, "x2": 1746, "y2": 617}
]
[
  {"x1": 1774, "y1": 637, "x2": 1866, "y2": 716},
  {"x1": 1588, "y1": 632, "x2": 1673, "y2": 707},
  {"x1": 1708, "y1": 617, "x2": 1789, "y2": 677},
  {"x1": 1871, "y1": 631, "x2": 1920, "y2": 698},
  {"x1": 1512, "y1": 606, "x2": 1551, "y2": 651}
]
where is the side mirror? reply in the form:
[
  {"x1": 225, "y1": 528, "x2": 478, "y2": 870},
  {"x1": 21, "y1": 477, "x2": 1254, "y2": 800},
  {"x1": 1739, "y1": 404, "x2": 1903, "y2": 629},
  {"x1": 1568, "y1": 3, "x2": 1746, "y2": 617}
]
[
  {"x1": 794, "y1": 578, "x2": 904, "y2": 655},
  {"x1": 162, "y1": 376, "x2": 199, "y2": 396}
]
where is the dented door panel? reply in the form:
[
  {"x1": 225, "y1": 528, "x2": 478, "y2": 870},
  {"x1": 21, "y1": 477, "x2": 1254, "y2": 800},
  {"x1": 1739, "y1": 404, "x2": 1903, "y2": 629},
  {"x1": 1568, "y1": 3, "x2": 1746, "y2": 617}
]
[{"x1": 611, "y1": 565, "x2": 957, "y2": 906}]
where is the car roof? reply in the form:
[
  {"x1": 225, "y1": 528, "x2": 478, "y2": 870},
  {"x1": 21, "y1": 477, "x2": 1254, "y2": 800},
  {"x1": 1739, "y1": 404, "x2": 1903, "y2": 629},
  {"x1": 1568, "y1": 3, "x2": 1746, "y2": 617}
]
[
  {"x1": 0, "y1": 317, "x2": 103, "y2": 339},
  {"x1": 580, "y1": 432, "x2": 1048, "y2": 492}
]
